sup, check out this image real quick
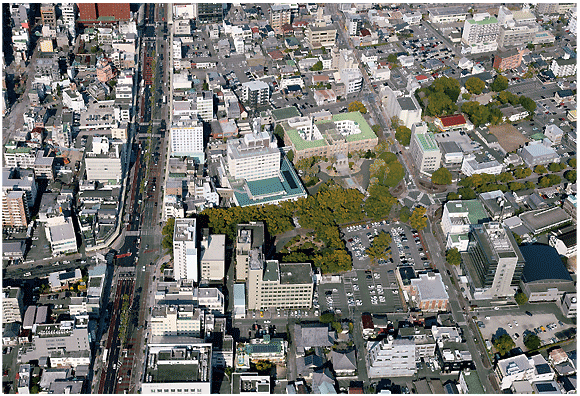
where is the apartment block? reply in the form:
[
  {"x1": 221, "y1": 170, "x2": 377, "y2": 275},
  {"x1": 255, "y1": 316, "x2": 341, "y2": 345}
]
[
  {"x1": 339, "y1": 68, "x2": 363, "y2": 94},
  {"x1": 551, "y1": 57, "x2": 577, "y2": 77},
  {"x1": 200, "y1": 231, "x2": 226, "y2": 283},
  {"x1": 242, "y1": 81, "x2": 270, "y2": 108},
  {"x1": 150, "y1": 305, "x2": 204, "y2": 337},
  {"x1": 305, "y1": 24, "x2": 337, "y2": 48},
  {"x1": 173, "y1": 218, "x2": 198, "y2": 282},
  {"x1": 2, "y1": 168, "x2": 37, "y2": 209},
  {"x1": 170, "y1": 117, "x2": 205, "y2": 163},
  {"x1": 235, "y1": 222, "x2": 265, "y2": 282},
  {"x1": 247, "y1": 260, "x2": 314, "y2": 311},
  {"x1": 384, "y1": 87, "x2": 422, "y2": 129},
  {"x1": 3, "y1": 287, "x2": 24, "y2": 323},
  {"x1": 462, "y1": 13, "x2": 499, "y2": 54},
  {"x1": 84, "y1": 136, "x2": 123, "y2": 183},
  {"x1": 270, "y1": 4, "x2": 292, "y2": 32},
  {"x1": 40, "y1": 4, "x2": 57, "y2": 27},
  {"x1": 462, "y1": 222, "x2": 526, "y2": 299},
  {"x1": 409, "y1": 124, "x2": 442, "y2": 175},
  {"x1": 493, "y1": 49, "x2": 525, "y2": 71},
  {"x1": 367, "y1": 337, "x2": 416, "y2": 378},
  {"x1": 2, "y1": 190, "x2": 30, "y2": 228}
]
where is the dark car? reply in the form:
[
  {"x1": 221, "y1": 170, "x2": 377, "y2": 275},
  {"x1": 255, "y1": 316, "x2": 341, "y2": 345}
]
[{"x1": 525, "y1": 311, "x2": 533, "y2": 317}]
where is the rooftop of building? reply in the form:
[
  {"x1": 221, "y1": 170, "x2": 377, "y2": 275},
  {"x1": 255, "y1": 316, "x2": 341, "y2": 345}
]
[
  {"x1": 201, "y1": 234, "x2": 225, "y2": 262},
  {"x1": 279, "y1": 263, "x2": 312, "y2": 285},
  {"x1": 415, "y1": 132, "x2": 440, "y2": 152},
  {"x1": 445, "y1": 199, "x2": 490, "y2": 225},
  {"x1": 520, "y1": 244, "x2": 573, "y2": 283},
  {"x1": 521, "y1": 142, "x2": 558, "y2": 157},
  {"x1": 271, "y1": 106, "x2": 301, "y2": 121},
  {"x1": 397, "y1": 96, "x2": 419, "y2": 111},
  {"x1": 519, "y1": 206, "x2": 571, "y2": 234},
  {"x1": 467, "y1": 16, "x2": 498, "y2": 24},
  {"x1": 438, "y1": 114, "x2": 468, "y2": 127},
  {"x1": 411, "y1": 272, "x2": 449, "y2": 301},
  {"x1": 173, "y1": 218, "x2": 197, "y2": 242}
]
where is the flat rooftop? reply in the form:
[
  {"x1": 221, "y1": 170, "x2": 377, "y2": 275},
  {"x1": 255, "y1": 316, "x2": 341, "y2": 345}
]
[{"x1": 280, "y1": 263, "x2": 312, "y2": 285}]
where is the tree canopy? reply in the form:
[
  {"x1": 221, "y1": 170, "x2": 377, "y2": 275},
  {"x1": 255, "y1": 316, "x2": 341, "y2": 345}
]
[
  {"x1": 387, "y1": 54, "x2": 398, "y2": 63},
  {"x1": 446, "y1": 248, "x2": 461, "y2": 266},
  {"x1": 416, "y1": 77, "x2": 461, "y2": 117},
  {"x1": 564, "y1": 169, "x2": 577, "y2": 183},
  {"x1": 461, "y1": 101, "x2": 490, "y2": 127},
  {"x1": 490, "y1": 75, "x2": 509, "y2": 92},
  {"x1": 399, "y1": 206, "x2": 411, "y2": 223},
  {"x1": 493, "y1": 334, "x2": 515, "y2": 356},
  {"x1": 409, "y1": 206, "x2": 427, "y2": 230},
  {"x1": 523, "y1": 333, "x2": 541, "y2": 351},
  {"x1": 515, "y1": 291, "x2": 528, "y2": 305},
  {"x1": 366, "y1": 231, "x2": 392, "y2": 262},
  {"x1": 465, "y1": 77, "x2": 485, "y2": 95},
  {"x1": 348, "y1": 101, "x2": 367, "y2": 114},
  {"x1": 431, "y1": 167, "x2": 453, "y2": 185},
  {"x1": 310, "y1": 61, "x2": 323, "y2": 71},
  {"x1": 395, "y1": 125, "x2": 412, "y2": 146}
]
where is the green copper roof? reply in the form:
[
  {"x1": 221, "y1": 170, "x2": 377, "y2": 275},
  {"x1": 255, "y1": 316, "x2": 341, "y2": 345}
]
[{"x1": 467, "y1": 16, "x2": 498, "y2": 25}]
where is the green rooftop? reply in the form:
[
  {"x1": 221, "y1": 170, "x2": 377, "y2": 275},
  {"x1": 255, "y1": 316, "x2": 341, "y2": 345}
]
[
  {"x1": 530, "y1": 133, "x2": 547, "y2": 141},
  {"x1": 446, "y1": 199, "x2": 490, "y2": 225},
  {"x1": 271, "y1": 106, "x2": 300, "y2": 121},
  {"x1": 461, "y1": 371, "x2": 485, "y2": 394},
  {"x1": 415, "y1": 132, "x2": 439, "y2": 152},
  {"x1": 263, "y1": 260, "x2": 280, "y2": 282},
  {"x1": 284, "y1": 126, "x2": 328, "y2": 151},
  {"x1": 467, "y1": 16, "x2": 498, "y2": 25},
  {"x1": 332, "y1": 111, "x2": 377, "y2": 142},
  {"x1": 6, "y1": 147, "x2": 33, "y2": 154}
]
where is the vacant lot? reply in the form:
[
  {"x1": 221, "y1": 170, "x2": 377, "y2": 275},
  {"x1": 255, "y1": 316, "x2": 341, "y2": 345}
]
[{"x1": 488, "y1": 124, "x2": 529, "y2": 152}]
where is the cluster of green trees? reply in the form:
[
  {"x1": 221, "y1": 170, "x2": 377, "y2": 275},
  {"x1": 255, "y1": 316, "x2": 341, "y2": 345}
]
[
  {"x1": 445, "y1": 248, "x2": 461, "y2": 266},
  {"x1": 461, "y1": 86, "x2": 536, "y2": 127},
  {"x1": 395, "y1": 125, "x2": 412, "y2": 146},
  {"x1": 310, "y1": 61, "x2": 323, "y2": 71},
  {"x1": 490, "y1": 75, "x2": 509, "y2": 92},
  {"x1": 515, "y1": 290, "x2": 528, "y2": 305},
  {"x1": 431, "y1": 167, "x2": 453, "y2": 185},
  {"x1": 524, "y1": 333, "x2": 542, "y2": 350},
  {"x1": 415, "y1": 76, "x2": 461, "y2": 117},
  {"x1": 118, "y1": 295, "x2": 130, "y2": 347},
  {"x1": 366, "y1": 232, "x2": 392, "y2": 262},
  {"x1": 161, "y1": 218, "x2": 175, "y2": 257},
  {"x1": 295, "y1": 156, "x2": 321, "y2": 187},
  {"x1": 493, "y1": 333, "x2": 515, "y2": 356},
  {"x1": 538, "y1": 173, "x2": 562, "y2": 188},
  {"x1": 464, "y1": 77, "x2": 486, "y2": 95},
  {"x1": 409, "y1": 206, "x2": 427, "y2": 231}
]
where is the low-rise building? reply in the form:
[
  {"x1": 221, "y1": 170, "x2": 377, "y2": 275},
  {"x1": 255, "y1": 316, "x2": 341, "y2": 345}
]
[
  {"x1": 434, "y1": 114, "x2": 473, "y2": 132},
  {"x1": 366, "y1": 337, "x2": 416, "y2": 378},
  {"x1": 461, "y1": 154, "x2": 504, "y2": 176},
  {"x1": 46, "y1": 217, "x2": 78, "y2": 255},
  {"x1": 410, "y1": 273, "x2": 449, "y2": 312},
  {"x1": 294, "y1": 323, "x2": 335, "y2": 356},
  {"x1": 551, "y1": 57, "x2": 577, "y2": 77},
  {"x1": 496, "y1": 354, "x2": 555, "y2": 390},
  {"x1": 493, "y1": 48, "x2": 525, "y2": 71},
  {"x1": 518, "y1": 141, "x2": 560, "y2": 167}
]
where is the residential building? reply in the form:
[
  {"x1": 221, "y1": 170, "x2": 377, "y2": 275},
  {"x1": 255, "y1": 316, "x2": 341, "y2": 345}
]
[
  {"x1": 84, "y1": 136, "x2": 123, "y2": 183},
  {"x1": 150, "y1": 305, "x2": 204, "y2": 337},
  {"x1": 173, "y1": 218, "x2": 198, "y2": 282},
  {"x1": 346, "y1": 13, "x2": 363, "y2": 35},
  {"x1": 313, "y1": 89, "x2": 337, "y2": 106},
  {"x1": 3, "y1": 287, "x2": 24, "y2": 323},
  {"x1": 46, "y1": 217, "x2": 78, "y2": 255},
  {"x1": 429, "y1": 8, "x2": 468, "y2": 24},
  {"x1": 242, "y1": 81, "x2": 270, "y2": 108},
  {"x1": 366, "y1": 337, "x2": 416, "y2": 378},
  {"x1": 461, "y1": 154, "x2": 504, "y2": 177},
  {"x1": 60, "y1": 4, "x2": 76, "y2": 38},
  {"x1": 270, "y1": 5, "x2": 292, "y2": 33},
  {"x1": 496, "y1": 354, "x2": 555, "y2": 390},
  {"x1": 294, "y1": 324, "x2": 335, "y2": 356},
  {"x1": 282, "y1": 112, "x2": 378, "y2": 161},
  {"x1": 398, "y1": 327, "x2": 437, "y2": 360},
  {"x1": 141, "y1": 340, "x2": 212, "y2": 394},
  {"x1": 231, "y1": 373, "x2": 271, "y2": 394},
  {"x1": 199, "y1": 231, "x2": 226, "y2": 283},
  {"x1": 462, "y1": 222, "x2": 526, "y2": 299},
  {"x1": 2, "y1": 190, "x2": 30, "y2": 228},
  {"x1": 62, "y1": 89, "x2": 86, "y2": 112},
  {"x1": 235, "y1": 222, "x2": 265, "y2": 282},
  {"x1": 226, "y1": 131, "x2": 280, "y2": 182},
  {"x1": 549, "y1": 228, "x2": 577, "y2": 258},
  {"x1": 461, "y1": 13, "x2": 500, "y2": 54},
  {"x1": 410, "y1": 273, "x2": 449, "y2": 312},
  {"x1": 459, "y1": 370, "x2": 485, "y2": 394},
  {"x1": 247, "y1": 260, "x2": 314, "y2": 311},
  {"x1": 493, "y1": 48, "x2": 525, "y2": 71},
  {"x1": 518, "y1": 141, "x2": 559, "y2": 167},
  {"x1": 384, "y1": 87, "x2": 422, "y2": 128},
  {"x1": 4, "y1": 146, "x2": 37, "y2": 168},
  {"x1": 96, "y1": 58, "x2": 114, "y2": 83},
  {"x1": 551, "y1": 58, "x2": 577, "y2": 77},
  {"x1": 339, "y1": 68, "x2": 363, "y2": 94},
  {"x1": 544, "y1": 124, "x2": 564, "y2": 144},
  {"x1": 442, "y1": 199, "x2": 490, "y2": 250},
  {"x1": 437, "y1": 344, "x2": 475, "y2": 373},
  {"x1": 194, "y1": 3, "x2": 223, "y2": 23},
  {"x1": 331, "y1": 350, "x2": 357, "y2": 376},
  {"x1": 305, "y1": 24, "x2": 337, "y2": 48},
  {"x1": 170, "y1": 118, "x2": 205, "y2": 163},
  {"x1": 409, "y1": 125, "x2": 442, "y2": 174},
  {"x1": 40, "y1": 4, "x2": 57, "y2": 27},
  {"x1": 557, "y1": 293, "x2": 577, "y2": 318}
]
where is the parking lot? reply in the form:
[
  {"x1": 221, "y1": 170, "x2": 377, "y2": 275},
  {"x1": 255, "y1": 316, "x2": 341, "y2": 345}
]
[
  {"x1": 343, "y1": 221, "x2": 431, "y2": 273},
  {"x1": 316, "y1": 267, "x2": 405, "y2": 315},
  {"x1": 475, "y1": 307, "x2": 576, "y2": 351}
]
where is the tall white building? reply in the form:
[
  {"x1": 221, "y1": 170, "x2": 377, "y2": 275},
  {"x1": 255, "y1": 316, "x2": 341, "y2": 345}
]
[
  {"x1": 2, "y1": 287, "x2": 24, "y2": 323},
  {"x1": 173, "y1": 218, "x2": 198, "y2": 282},
  {"x1": 170, "y1": 117, "x2": 205, "y2": 163},
  {"x1": 339, "y1": 68, "x2": 363, "y2": 94},
  {"x1": 59, "y1": 3, "x2": 76, "y2": 39},
  {"x1": 461, "y1": 13, "x2": 499, "y2": 54},
  {"x1": 551, "y1": 58, "x2": 577, "y2": 77},
  {"x1": 383, "y1": 86, "x2": 422, "y2": 128},
  {"x1": 226, "y1": 131, "x2": 280, "y2": 182},
  {"x1": 367, "y1": 337, "x2": 416, "y2": 378},
  {"x1": 409, "y1": 123, "x2": 442, "y2": 175}
]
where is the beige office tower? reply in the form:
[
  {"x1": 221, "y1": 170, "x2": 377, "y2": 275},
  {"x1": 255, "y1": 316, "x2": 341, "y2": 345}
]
[{"x1": 235, "y1": 222, "x2": 264, "y2": 281}]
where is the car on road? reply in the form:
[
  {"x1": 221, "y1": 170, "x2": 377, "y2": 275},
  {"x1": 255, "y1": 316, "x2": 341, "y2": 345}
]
[{"x1": 525, "y1": 311, "x2": 533, "y2": 316}]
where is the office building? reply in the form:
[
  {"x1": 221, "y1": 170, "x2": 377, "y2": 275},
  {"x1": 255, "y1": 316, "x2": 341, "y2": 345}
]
[
  {"x1": 282, "y1": 112, "x2": 378, "y2": 161},
  {"x1": 409, "y1": 125, "x2": 442, "y2": 175},
  {"x1": 226, "y1": 131, "x2": 280, "y2": 182},
  {"x1": 461, "y1": 154, "x2": 504, "y2": 176},
  {"x1": 200, "y1": 231, "x2": 226, "y2": 283},
  {"x1": 366, "y1": 337, "x2": 416, "y2": 378},
  {"x1": 173, "y1": 218, "x2": 199, "y2": 282},
  {"x1": 428, "y1": 8, "x2": 468, "y2": 24},
  {"x1": 46, "y1": 217, "x2": 78, "y2": 255},
  {"x1": 518, "y1": 141, "x2": 559, "y2": 167},
  {"x1": 270, "y1": 5, "x2": 292, "y2": 33},
  {"x1": 3, "y1": 287, "x2": 24, "y2": 324},
  {"x1": 346, "y1": 14, "x2": 362, "y2": 36},
  {"x1": 536, "y1": 3, "x2": 575, "y2": 15},
  {"x1": 384, "y1": 87, "x2": 422, "y2": 128},
  {"x1": 461, "y1": 13, "x2": 499, "y2": 54},
  {"x1": 2, "y1": 168, "x2": 38, "y2": 209},
  {"x1": 151, "y1": 305, "x2": 204, "y2": 337},
  {"x1": 84, "y1": 136, "x2": 123, "y2": 183},
  {"x1": 194, "y1": 3, "x2": 223, "y2": 23},
  {"x1": 247, "y1": 260, "x2": 314, "y2": 311},
  {"x1": 40, "y1": 4, "x2": 57, "y2": 27},
  {"x1": 170, "y1": 118, "x2": 205, "y2": 163},
  {"x1": 551, "y1": 57, "x2": 577, "y2": 77},
  {"x1": 236, "y1": 222, "x2": 265, "y2": 282},
  {"x1": 339, "y1": 68, "x2": 363, "y2": 94},
  {"x1": 60, "y1": 4, "x2": 76, "y2": 37},
  {"x1": 142, "y1": 340, "x2": 212, "y2": 394},
  {"x1": 242, "y1": 81, "x2": 270, "y2": 109},
  {"x1": 462, "y1": 222, "x2": 526, "y2": 299},
  {"x1": 557, "y1": 293, "x2": 577, "y2": 318},
  {"x1": 231, "y1": 372, "x2": 271, "y2": 394},
  {"x1": 493, "y1": 49, "x2": 525, "y2": 71},
  {"x1": 410, "y1": 273, "x2": 449, "y2": 312},
  {"x1": 305, "y1": 24, "x2": 337, "y2": 48},
  {"x1": 442, "y1": 199, "x2": 490, "y2": 250}
]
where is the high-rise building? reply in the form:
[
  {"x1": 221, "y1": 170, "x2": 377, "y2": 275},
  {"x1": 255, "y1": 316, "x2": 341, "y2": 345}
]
[
  {"x1": 270, "y1": 5, "x2": 292, "y2": 32},
  {"x1": 462, "y1": 222, "x2": 525, "y2": 299},
  {"x1": 170, "y1": 117, "x2": 205, "y2": 163},
  {"x1": 409, "y1": 123, "x2": 442, "y2": 175},
  {"x1": 339, "y1": 68, "x2": 363, "y2": 94},
  {"x1": 383, "y1": 86, "x2": 422, "y2": 129},
  {"x1": 493, "y1": 49, "x2": 525, "y2": 71},
  {"x1": 242, "y1": 81, "x2": 270, "y2": 108},
  {"x1": 195, "y1": 91, "x2": 214, "y2": 122},
  {"x1": 173, "y1": 218, "x2": 198, "y2": 282},
  {"x1": 200, "y1": 230, "x2": 226, "y2": 283},
  {"x1": 247, "y1": 260, "x2": 314, "y2": 311},
  {"x1": 367, "y1": 337, "x2": 416, "y2": 378},
  {"x1": 40, "y1": 4, "x2": 57, "y2": 27},
  {"x1": 226, "y1": 132, "x2": 280, "y2": 182},
  {"x1": 2, "y1": 168, "x2": 38, "y2": 210},
  {"x1": 236, "y1": 222, "x2": 265, "y2": 282},
  {"x1": 60, "y1": 4, "x2": 76, "y2": 37},
  {"x1": 194, "y1": 3, "x2": 224, "y2": 23},
  {"x1": 461, "y1": 13, "x2": 499, "y2": 54}
]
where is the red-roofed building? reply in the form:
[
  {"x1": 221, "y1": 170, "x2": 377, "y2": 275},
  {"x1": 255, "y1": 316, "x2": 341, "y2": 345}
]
[
  {"x1": 268, "y1": 50, "x2": 284, "y2": 60},
  {"x1": 360, "y1": 28, "x2": 371, "y2": 37},
  {"x1": 293, "y1": 20, "x2": 308, "y2": 28},
  {"x1": 361, "y1": 314, "x2": 375, "y2": 339},
  {"x1": 435, "y1": 114, "x2": 473, "y2": 131},
  {"x1": 349, "y1": 386, "x2": 364, "y2": 394},
  {"x1": 251, "y1": 26, "x2": 259, "y2": 34},
  {"x1": 281, "y1": 23, "x2": 293, "y2": 35}
]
